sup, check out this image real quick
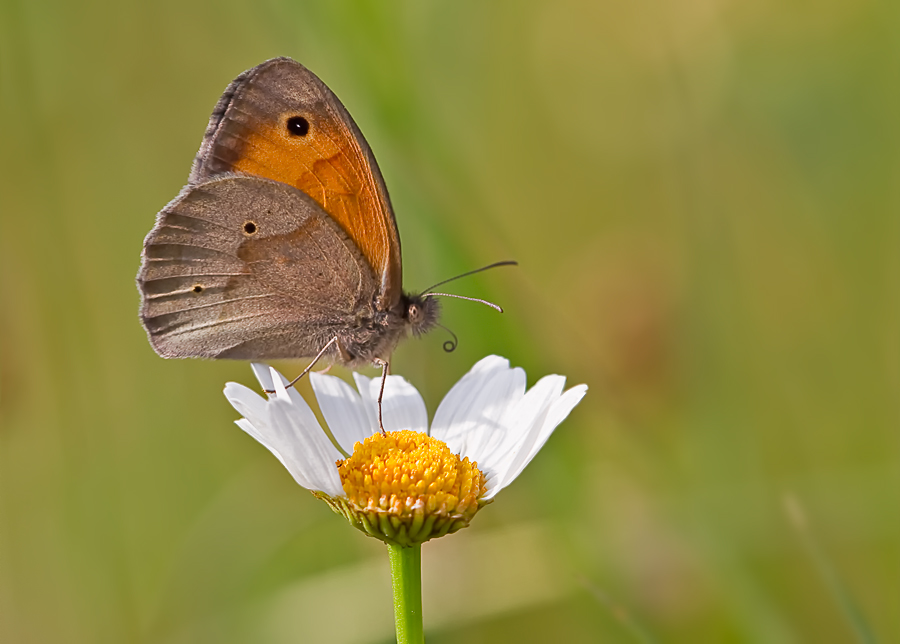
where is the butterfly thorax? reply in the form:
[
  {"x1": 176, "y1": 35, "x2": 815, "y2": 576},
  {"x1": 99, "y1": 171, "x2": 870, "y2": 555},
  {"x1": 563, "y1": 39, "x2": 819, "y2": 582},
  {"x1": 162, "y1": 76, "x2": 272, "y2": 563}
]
[{"x1": 337, "y1": 293, "x2": 439, "y2": 366}]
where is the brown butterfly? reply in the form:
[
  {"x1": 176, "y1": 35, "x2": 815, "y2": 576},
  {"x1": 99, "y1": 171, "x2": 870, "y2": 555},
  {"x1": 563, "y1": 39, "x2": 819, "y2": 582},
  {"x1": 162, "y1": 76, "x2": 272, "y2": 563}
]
[{"x1": 137, "y1": 57, "x2": 445, "y2": 378}]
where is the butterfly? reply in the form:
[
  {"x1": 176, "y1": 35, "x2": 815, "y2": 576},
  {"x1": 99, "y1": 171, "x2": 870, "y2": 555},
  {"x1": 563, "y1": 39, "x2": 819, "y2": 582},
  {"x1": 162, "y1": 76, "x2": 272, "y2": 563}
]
[{"x1": 137, "y1": 58, "x2": 443, "y2": 379}]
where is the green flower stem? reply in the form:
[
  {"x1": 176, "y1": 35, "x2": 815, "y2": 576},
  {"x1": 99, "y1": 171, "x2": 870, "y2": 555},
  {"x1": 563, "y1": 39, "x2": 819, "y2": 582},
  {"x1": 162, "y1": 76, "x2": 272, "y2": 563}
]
[{"x1": 388, "y1": 543, "x2": 424, "y2": 644}]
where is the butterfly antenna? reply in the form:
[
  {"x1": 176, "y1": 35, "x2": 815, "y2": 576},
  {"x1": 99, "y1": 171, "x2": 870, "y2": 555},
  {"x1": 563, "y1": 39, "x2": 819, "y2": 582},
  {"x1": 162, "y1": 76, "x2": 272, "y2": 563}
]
[
  {"x1": 422, "y1": 292, "x2": 504, "y2": 313},
  {"x1": 421, "y1": 260, "x2": 517, "y2": 294},
  {"x1": 436, "y1": 323, "x2": 459, "y2": 353}
]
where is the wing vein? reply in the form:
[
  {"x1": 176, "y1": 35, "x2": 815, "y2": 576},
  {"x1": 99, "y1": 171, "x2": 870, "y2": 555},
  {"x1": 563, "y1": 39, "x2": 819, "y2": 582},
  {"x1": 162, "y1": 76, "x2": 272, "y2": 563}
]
[
  {"x1": 157, "y1": 310, "x2": 280, "y2": 337},
  {"x1": 145, "y1": 292, "x2": 280, "y2": 316},
  {"x1": 141, "y1": 272, "x2": 249, "y2": 282}
]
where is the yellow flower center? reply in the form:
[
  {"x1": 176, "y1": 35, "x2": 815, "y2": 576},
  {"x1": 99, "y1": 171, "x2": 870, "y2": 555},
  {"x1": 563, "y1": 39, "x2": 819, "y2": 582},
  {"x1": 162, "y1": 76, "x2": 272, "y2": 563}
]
[
  {"x1": 339, "y1": 429, "x2": 485, "y2": 517},
  {"x1": 322, "y1": 430, "x2": 488, "y2": 545}
]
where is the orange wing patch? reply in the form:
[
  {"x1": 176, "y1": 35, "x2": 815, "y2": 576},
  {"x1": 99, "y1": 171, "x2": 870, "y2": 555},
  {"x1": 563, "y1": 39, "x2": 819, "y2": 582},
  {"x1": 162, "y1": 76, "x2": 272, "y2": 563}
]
[{"x1": 229, "y1": 118, "x2": 392, "y2": 293}]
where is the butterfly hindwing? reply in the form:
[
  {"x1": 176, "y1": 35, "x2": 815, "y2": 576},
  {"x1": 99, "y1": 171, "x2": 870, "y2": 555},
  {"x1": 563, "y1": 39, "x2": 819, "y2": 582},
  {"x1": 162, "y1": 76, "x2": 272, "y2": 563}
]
[{"x1": 138, "y1": 175, "x2": 378, "y2": 359}]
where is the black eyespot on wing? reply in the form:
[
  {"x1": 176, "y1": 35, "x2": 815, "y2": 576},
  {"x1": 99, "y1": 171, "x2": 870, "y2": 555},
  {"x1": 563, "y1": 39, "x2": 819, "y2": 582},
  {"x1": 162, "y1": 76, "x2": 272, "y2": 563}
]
[
  {"x1": 243, "y1": 221, "x2": 258, "y2": 235},
  {"x1": 286, "y1": 116, "x2": 309, "y2": 136},
  {"x1": 192, "y1": 284, "x2": 204, "y2": 293}
]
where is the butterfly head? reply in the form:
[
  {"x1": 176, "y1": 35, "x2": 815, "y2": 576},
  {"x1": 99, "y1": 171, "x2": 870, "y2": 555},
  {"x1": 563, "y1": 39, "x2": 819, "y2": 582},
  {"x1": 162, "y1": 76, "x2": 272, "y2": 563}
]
[{"x1": 403, "y1": 293, "x2": 441, "y2": 338}]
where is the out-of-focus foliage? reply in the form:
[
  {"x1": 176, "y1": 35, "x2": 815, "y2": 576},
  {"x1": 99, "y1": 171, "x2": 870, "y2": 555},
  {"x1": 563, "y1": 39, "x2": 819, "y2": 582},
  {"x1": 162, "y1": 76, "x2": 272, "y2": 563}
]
[{"x1": 1, "y1": 1, "x2": 897, "y2": 642}]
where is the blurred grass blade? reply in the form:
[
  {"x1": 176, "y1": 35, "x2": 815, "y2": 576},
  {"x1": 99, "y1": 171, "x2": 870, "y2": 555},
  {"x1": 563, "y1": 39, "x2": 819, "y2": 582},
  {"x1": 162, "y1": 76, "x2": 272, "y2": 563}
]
[
  {"x1": 784, "y1": 495, "x2": 879, "y2": 644},
  {"x1": 581, "y1": 578, "x2": 660, "y2": 644}
]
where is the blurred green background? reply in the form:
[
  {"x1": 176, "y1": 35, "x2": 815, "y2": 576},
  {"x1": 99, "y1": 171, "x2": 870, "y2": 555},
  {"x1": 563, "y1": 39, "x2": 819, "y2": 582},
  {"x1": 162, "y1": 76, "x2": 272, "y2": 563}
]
[{"x1": 1, "y1": 0, "x2": 898, "y2": 642}]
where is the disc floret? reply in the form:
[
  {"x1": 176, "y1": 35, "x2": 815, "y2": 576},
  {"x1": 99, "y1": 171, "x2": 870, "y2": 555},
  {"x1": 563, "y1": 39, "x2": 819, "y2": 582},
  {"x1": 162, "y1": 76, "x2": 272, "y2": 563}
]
[{"x1": 316, "y1": 430, "x2": 488, "y2": 546}]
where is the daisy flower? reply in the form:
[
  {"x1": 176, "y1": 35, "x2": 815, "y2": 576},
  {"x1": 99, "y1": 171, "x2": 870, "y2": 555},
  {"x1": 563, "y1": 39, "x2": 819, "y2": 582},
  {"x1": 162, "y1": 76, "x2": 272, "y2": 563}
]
[{"x1": 223, "y1": 355, "x2": 587, "y2": 547}]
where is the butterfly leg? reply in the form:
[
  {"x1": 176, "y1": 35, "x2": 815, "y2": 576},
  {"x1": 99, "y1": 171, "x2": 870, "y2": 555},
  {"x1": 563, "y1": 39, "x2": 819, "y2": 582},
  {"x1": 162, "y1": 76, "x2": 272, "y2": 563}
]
[
  {"x1": 264, "y1": 336, "x2": 339, "y2": 394},
  {"x1": 373, "y1": 357, "x2": 390, "y2": 433}
]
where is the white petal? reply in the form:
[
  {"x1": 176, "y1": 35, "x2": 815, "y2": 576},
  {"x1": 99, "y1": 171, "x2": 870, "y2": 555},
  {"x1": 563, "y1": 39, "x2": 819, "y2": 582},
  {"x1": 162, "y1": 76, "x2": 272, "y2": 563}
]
[
  {"x1": 224, "y1": 382, "x2": 276, "y2": 458},
  {"x1": 250, "y1": 364, "x2": 310, "y2": 407},
  {"x1": 470, "y1": 355, "x2": 512, "y2": 374},
  {"x1": 351, "y1": 373, "x2": 428, "y2": 434},
  {"x1": 432, "y1": 356, "x2": 525, "y2": 457},
  {"x1": 483, "y1": 381, "x2": 587, "y2": 499},
  {"x1": 234, "y1": 418, "x2": 289, "y2": 470},
  {"x1": 225, "y1": 370, "x2": 344, "y2": 495},
  {"x1": 269, "y1": 367, "x2": 296, "y2": 404},
  {"x1": 310, "y1": 372, "x2": 371, "y2": 453},
  {"x1": 374, "y1": 375, "x2": 428, "y2": 433},
  {"x1": 495, "y1": 385, "x2": 586, "y2": 491},
  {"x1": 481, "y1": 375, "x2": 564, "y2": 488},
  {"x1": 224, "y1": 382, "x2": 270, "y2": 430},
  {"x1": 226, "y1": 388, "x2": 317, "y2": 490},
  {"x1": 481, "y1": 376, "x2": 564, "y2": 463},
  {"x1": 267, "y1": 397, "x2": 344, "y2": 496},
  {"x1": 545, "y1": 385, "x2": 588, "y2": 435},
  {"x1": 251, "y1": 362, "x2": 275, "y2": 395},
  {"x1": 351, "y1": 373, "x2": 380, "y2": 435}
]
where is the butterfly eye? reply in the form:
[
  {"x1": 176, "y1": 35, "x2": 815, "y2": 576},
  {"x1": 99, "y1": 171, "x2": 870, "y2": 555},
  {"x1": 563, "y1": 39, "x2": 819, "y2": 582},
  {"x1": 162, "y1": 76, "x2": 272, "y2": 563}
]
[
  {"x1": 286, "y1": 116, "x2": 310, "y2": 136},
  {"x1": 243, "y1": 221, "x2": 258, "y2": 235}
]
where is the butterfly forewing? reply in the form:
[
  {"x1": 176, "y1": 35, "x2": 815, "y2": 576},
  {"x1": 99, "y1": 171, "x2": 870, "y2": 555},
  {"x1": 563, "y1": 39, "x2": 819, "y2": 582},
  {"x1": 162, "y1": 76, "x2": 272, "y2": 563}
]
[{"x1": 188, "y1": 58, "x2": 402, "y2": 310}]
